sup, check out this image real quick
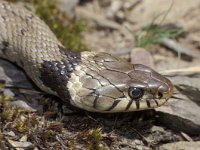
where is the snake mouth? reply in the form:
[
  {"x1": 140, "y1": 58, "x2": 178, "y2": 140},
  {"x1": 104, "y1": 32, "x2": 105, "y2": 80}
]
[
  {"x1": 78, "y1": 96, "x2": 168, "y2": 113},
  {"x1": 105, "y1": 98, "x2": 168, "y2": 113}
]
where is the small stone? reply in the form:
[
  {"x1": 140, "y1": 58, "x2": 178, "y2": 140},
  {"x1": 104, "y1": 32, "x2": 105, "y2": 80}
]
[
  {"x1": 9, "y1": 100, "x2": 37, "y2": 112},
  {"x1": 58, "y1": 0, "x2": 79, "y2": 19},
  {"x1": 180, "y1": 132, "x2": 193, "y2": 142},
  {"x1": 134, "y1": 139, "x2": 143, "y2": 145},
  {"x1": 20, "y1": 135, "x2": 28, "y2": 142},
  {"x1": 151, "y1": 126, "x2": 165, "y2": 132},
  {"x1": 131, "y1": 48, "x2": 154, "y2": 68},
  {"x1": 3, "y1": 89, "x2": 14, "y2": 97},
  {"x1": 135, "y1": 145, "x2": 145, "y2": 150},
  {"x1": 4, "y1": 131, "x2": 15, "y2": 137},
  {"x1": 7, "y1": 139, "x2": 33, "y2": 148},
  {"x1": 107, "y1": 0, "x2": 122, "y2": 18},
  {"x1": 159, "y1": 141, "x2": 200, "y2": 150}
]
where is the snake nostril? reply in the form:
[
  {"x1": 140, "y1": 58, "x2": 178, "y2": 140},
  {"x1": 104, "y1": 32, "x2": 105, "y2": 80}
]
[{"x1": 158, "y1": 92, "x2": 163, "y2": 99}]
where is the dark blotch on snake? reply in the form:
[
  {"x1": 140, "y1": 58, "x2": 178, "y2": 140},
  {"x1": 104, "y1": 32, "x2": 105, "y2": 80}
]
[
  {"x1": 40, "y1": 45, "x2": 81, "y2": 102},
  {"x1": 146, "y1": 100, "x2": 151, "y2": 108},
  {"x1": 135, "y1": 100, "x2": 140, "y2": 109},
  {"x1": 58, "y1": 45, "x2": 80, "y2": 60},
  {"x1": 1, "y1": 41, "x2": 9, "y2": 54},
  {"x1": 19, "y1": 60, "x2": 24, "y2": 67}
]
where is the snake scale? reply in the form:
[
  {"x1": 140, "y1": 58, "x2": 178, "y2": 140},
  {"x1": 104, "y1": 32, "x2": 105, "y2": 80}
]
[{"x1": 0, "y1": 1, "x2": 173, "y2": 113}]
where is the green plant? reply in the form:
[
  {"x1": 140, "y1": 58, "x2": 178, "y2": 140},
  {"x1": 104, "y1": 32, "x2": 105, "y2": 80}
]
[
  {"x1": 135, "y1": 2, "x2": 183, "y2": 48},
  {"x1": 33, "y1": 0, "x2": 88, "y2": 52}
]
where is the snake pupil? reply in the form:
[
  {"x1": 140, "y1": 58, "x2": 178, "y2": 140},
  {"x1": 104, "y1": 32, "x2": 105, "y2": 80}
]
[
  {"x1": 158, "y1": 92, "x2": 163, "y2": 99},
  {"x1": 128, "y1": 87, "x2": 144, "y2": 99}
]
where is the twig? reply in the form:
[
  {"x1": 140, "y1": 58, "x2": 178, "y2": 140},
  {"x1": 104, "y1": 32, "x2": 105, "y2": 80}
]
[
  {"x1": 159, "y1": 66, "x2": 200, "y2": 75},
  {"x1": 180, "y1": 132, "x2": 193, "y2": 142},
  {"x1": 159, "y1": 37, "x2": 200, "y2": 58},
  {"x1": 55, "y1": 136, "x2": 68, "y2": 149},
  {"x1": 131, "y1": 127, "x2": 153, "y2": 147}
]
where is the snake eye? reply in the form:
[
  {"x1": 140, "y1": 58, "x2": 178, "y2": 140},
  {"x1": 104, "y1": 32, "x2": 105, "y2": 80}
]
[
  {"x1": 158, "y1": 92, "x2": 163, "y2": 99},
  {"x1": 128, "y1": 87, "x2": 144, "y2": 99}
]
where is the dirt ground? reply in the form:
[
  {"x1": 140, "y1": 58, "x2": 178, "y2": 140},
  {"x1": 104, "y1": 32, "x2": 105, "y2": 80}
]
[{"x1": 1, "y1": 0, "x2": 200, "y2": 149}]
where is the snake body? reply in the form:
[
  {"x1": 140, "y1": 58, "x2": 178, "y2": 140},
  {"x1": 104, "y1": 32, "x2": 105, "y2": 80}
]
[{"x1": 0, "y1": 1, "x2": 173, "y2": 112}]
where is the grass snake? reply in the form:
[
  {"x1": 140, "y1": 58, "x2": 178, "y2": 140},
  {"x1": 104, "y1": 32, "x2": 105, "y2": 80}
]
[{"x1": 0, "y1": 1, "x2": 173, "y2": 113}]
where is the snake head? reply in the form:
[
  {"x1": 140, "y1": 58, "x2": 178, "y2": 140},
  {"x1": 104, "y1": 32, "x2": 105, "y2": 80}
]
[{"x1": 67, "y1": 52, "x2": 173, "y2": 112}]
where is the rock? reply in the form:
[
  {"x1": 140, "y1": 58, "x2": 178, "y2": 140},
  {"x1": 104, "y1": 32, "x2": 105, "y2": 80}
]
[
  {"x1": 3, "y1": 89, "x2": 14, "y2": 97},
  {"x1": 117, "y1": 138, "x2": 149, "y2": 150},
  {"x1": 154, "y1": 56, "x2": 200, "y2": 135},
  {"x1": 151, "y1": 126, "x2": 165, "y2": 132},
  {"x1": 127, "y1": 0, "x2": 200, "y2": 31},
  {"x1": 0, "y1": 59, "x2": 33, "y2": 89},
  {"x1": 155, "y1": 73, "x2": 200, "y2": 135},
  {"x1": 7, "y1": 139, "x2": 33, "y2": 149},
  {"x1": 159, "y1": 141, "x2": 200, "y2": 150},
  {"x1": 159, "y1": 38, "x2": 200, "y2": 59},
  {"x1": 131, "y1": 48, "x2": 154, "y2": 68},
  {"x1": 58, "y1": 0, "x2": 79, "y2": 19},
  {"x1": 20, "y1": 135, "x2": 28, "y2": 142},
  {"x1": 107, "y1": 0, "x2": 122, "y2": 19},
  {"x1": 0, "y1": 59, "x2": 44, "y2": 113},
  {"x1": 76, "y1": 7, "x2": 121, "y2": 30},
  {"x1": 9, "y1": 100, "x2": 37, "y2": 112},
  {"x1": 123, "y1": 0, "x2": 141, "y2": 10},
  {"x1": 4, "y1": 131, "x2": 15, "y2": 137},
  {"x1": 181, "y1": 132, "x2": 193, "y2": 142}
]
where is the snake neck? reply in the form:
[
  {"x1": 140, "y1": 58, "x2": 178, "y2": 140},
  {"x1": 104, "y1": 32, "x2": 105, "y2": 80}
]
[{"x1": 39, "y1": 45, "x2": 82, "y2": 99}]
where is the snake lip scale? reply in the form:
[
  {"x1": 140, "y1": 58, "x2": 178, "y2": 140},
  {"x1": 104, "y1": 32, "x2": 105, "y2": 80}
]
[{"x1": 0, "y1": 1, "x2": 174, "y2": 113}]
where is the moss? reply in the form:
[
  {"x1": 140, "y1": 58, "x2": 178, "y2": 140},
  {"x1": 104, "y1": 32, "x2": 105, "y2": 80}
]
[
  {"x1": 15, "y1": 118, "x2": 29, "y2": 132},
  {"x1": 0, "y1": 81, "x2": 12, "y2": 107},
  {"x1": 135, "y1": 2, "x2": 183, "y2": 48},
  {"x1": 135, "y1": 24, "x2": 183, "y2": 48},
  {"x1": 6, "y1": 0, "x2": 88, "y2": 51},
  {"x1": 0, "y1": 95, "x2": 12, "y2": 108},
  {"x1": 68, "y1": 140, "x2": 76, "y2": 150},
  {"x1": 78, "y1": 128, "x2": 109, "y2": 150},
  {"x1": 0, "y1": 130, "x2": 5, "y2": 149},
  {"x1": 1, "y1": 107, "x2": 31, "y2": 133},
  {"x1": 32, "y1": 0, "x2": 88, "y2": 52},
  {"x1": 1, "y1": 107, "x2": 18, "y2": 122},
  {"x1": 87, "y1": 128, "x2": 104, "y2": 150}
]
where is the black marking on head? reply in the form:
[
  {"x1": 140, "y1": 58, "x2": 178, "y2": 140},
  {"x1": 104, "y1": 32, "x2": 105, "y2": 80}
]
[
  {"x1": 135, "y1": 100, "x2": 140, "y2": 109},
  {"x1": 40, "y1": 45, "x2": 81, "y2": 102},
  {"x1": 125, "y1": 99, "x2": 134, "y2": 111},
  {"x1": 93, "y1": 94, "x2": 99, "y2": 108},
  {"x1": 1, "y1": 41, "x2": 9, "y2": 54},
  {"x1": 106, "y1": 100, "x2": 121, "y2": 111},
  {"x1": 154, "y1": 100, "x2": 159, "y2": 106},
  {"x1": 146, "y1": 100, "x2": 151, "y2": 108}
]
